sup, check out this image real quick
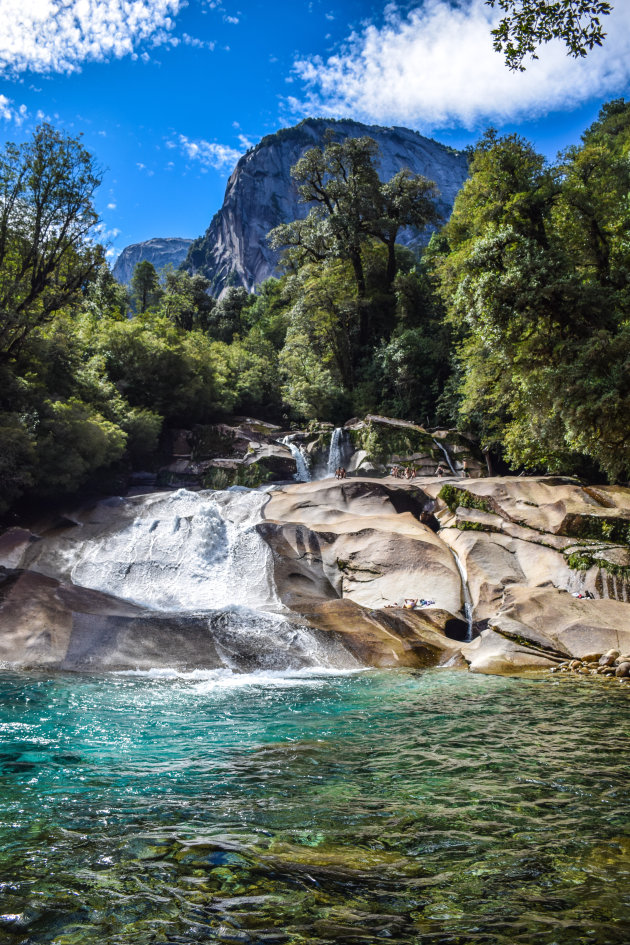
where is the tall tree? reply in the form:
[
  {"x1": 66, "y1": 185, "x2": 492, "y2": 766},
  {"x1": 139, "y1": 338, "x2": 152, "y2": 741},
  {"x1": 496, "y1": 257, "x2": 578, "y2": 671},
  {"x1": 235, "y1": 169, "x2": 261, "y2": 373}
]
[
  {"x1": 0, "y1": 123, "x2": 103, "y2": 362},
  {"x1": 431, "y1": 100, "x2": 630, "y2": 480},
  {"x1": 131, "y1": 260, "x2": 162, "y2": 314},
  {"x1": 269, "y1": 135, "x2": 437, "y2": 346}
]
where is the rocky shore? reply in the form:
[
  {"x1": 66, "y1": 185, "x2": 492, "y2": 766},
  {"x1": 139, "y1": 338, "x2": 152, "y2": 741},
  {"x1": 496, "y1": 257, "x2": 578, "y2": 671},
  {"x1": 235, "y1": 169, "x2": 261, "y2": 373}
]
[{"x1": 2, "y1": 466, "x2": 630, "y2": 677}]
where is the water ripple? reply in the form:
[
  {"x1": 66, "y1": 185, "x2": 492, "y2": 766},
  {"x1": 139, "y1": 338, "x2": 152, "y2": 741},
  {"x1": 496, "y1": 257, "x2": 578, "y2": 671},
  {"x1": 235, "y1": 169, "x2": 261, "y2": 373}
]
[{"x1": 0, "y1": 669, "x2": 628, "y2": 943}]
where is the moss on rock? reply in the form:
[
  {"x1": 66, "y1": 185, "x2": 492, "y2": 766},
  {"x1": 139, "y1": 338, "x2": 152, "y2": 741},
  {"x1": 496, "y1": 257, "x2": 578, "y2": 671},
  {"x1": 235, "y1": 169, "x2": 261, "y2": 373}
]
[{"x1": 439, "y1": 484, "x2": 493, "y2": 515}]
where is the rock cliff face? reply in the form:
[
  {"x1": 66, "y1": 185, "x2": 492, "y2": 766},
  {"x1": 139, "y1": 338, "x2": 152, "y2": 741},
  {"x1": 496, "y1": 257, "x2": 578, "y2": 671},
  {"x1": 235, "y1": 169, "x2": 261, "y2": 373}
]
[
  {"x1": 112, "y1": 237, "x2": 193, "y2": 284},
  {"x1": 183, "y1": 118, "x2": 469, "y2": 296}
]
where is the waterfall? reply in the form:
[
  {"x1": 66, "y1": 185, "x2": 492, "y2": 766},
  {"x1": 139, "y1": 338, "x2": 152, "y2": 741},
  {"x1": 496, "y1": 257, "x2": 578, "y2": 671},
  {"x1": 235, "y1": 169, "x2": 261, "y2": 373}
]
[
  {"x1": 281, "y1": 436, "x2": 311, "y2": 482},
  {"x1": 451, "y1": 548, "x2": 474, "y2": 641},
  {"x1": 433, "y1": 439, "x2": 458, "y2": 476},
  {"x1": 19, "y1": 488, "x2": 360, "y2": 672},
  {"x1": 327, "y1": 427, "x2": 343, "y2": 476},
  {"x1": 67, "y1": 489, "x2": 280, "y2": 613}
]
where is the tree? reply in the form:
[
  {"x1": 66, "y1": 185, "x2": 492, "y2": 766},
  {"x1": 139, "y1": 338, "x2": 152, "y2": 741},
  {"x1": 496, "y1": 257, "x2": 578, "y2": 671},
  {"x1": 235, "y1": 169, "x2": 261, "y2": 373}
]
[
  {"x1": 488, "y1": 0, "x2": 613, "y2": 71},
  {"x1": 0, "y1": 123, "x2": 103, "y2": 362},
  {"x1": 161, "y1": 268, "x2": 215, "y2": 330},
  {"x1": 431, "y1": 100, "x2": 630, "y2": 481},
  {"x1": 131, "y1": 260, "x2": 162, "y2": 313},
  {"x1": 269, "y1": 135, "x2": 437, "y2": 346}
]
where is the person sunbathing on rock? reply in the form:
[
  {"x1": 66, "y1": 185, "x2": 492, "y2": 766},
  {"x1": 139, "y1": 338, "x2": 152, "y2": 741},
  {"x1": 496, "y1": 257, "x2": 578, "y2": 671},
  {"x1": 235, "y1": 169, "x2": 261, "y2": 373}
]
[{"x1": 403, "y1": 598, "x2": 418, "y2": 610}]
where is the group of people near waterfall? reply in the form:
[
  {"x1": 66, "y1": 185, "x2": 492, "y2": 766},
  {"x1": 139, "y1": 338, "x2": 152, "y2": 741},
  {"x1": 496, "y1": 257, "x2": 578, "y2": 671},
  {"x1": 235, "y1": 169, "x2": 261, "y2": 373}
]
[
  {"x1": 334, "y1": 467, "x2": 347, "y2": 479},
  {"x1": 390, "y1": 465, "x2": 418, "y2": 479}
]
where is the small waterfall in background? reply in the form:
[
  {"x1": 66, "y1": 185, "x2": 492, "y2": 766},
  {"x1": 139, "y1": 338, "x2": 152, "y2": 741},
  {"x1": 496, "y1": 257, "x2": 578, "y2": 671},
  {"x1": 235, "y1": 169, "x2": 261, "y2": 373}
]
[
  {"x1": 433, "y1": 439, "x2": 458, "y2": 476},
  {"x1": 281, "y1": 435, "x2": 311, "y2": 482},
  {"x1": 451, "y1": 548, "x2": 474, "y2": 641},
  {"x1": 327, "y1": 427, "x2": 343, "y2": 476},
  {"x1": 326, "y1": 427, "x2": 353, "y2": 477}
]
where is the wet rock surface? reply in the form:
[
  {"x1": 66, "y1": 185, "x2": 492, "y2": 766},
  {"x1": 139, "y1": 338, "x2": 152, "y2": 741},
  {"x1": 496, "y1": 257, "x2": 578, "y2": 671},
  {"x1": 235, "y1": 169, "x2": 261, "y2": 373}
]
[{"x1": 3, "y1": 474, "x2": 630, "y2": 676}]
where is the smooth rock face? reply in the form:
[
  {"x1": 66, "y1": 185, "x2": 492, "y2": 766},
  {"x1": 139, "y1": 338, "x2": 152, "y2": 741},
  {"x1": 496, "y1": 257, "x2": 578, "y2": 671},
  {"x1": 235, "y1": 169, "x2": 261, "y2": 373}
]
[
  {"x1": 262, "y1": 478, "x2": 464, "y2": 613},
  {"x1": 294, "y1": 599, "x2": 461, "y2": 668},
  {"x1": 462, "y1": 585, "x2": 630, "y2": 674},
  {"x1": 0, "y1": 570, "x2": 363, "y2": 672},
  {"x1": 182, "y1": 118, "x2": 469, "y2": 296},
  {"x1": 4, "y1": 474, "x2": 630, "y2": 676},
  {"x1": 112, "y1": 237, "x2": 193, "y2": 284}
]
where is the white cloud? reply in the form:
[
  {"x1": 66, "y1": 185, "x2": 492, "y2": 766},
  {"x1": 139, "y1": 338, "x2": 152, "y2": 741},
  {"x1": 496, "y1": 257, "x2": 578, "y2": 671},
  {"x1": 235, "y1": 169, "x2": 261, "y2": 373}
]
[
  {"x1": 291, "y1": 0, "x2": 630, "y2": 128},
  {"x1": 177, "y1": 134, "x2": 242, "y2": 170},
  {"x1": 182, "y1": 33, "x2": 215, "y2": 50},
  {"x1": 223, "y1": 15, "x2": 239, "y2": 24},
  {"x1": 0, "y1": 0, "x2": 184, "y2": 75},
  {"x1": 107, "y1": 202, "x2": 116, "y2": 209},
  {"x1": 0, "y1": 94, "x2": 28, "y2": 124}
]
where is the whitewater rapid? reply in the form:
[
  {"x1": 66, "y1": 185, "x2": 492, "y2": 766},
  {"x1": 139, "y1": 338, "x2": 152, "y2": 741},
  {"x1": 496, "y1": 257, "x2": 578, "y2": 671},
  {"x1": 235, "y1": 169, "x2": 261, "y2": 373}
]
[
  {"x1": 67, "y1": 489, "x2": 279, "y2": 613},
  {"x1": 19, "y1": 488, "x2": 361, "y2": 673}
]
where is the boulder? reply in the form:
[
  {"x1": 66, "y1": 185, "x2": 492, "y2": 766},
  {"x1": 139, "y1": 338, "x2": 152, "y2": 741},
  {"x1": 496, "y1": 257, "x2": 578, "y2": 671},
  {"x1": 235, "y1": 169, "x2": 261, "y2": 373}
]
[
  {"x1": 294, "y1": 599, "x2": 460, "y2": 668},
  {"x1": 0, "y1": 569, "x2": 359, "y2": 672},
  {"x1": 461, "y1": 585, "x2": 630, "y2": 674},
  {"x1": 262, "y1": 478, "x2": 464, "y2": 613}
]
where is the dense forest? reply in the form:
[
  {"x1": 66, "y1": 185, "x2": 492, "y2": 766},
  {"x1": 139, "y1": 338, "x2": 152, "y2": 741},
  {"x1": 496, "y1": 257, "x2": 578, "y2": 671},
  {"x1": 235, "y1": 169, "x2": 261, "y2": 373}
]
[{"x1": 1, "y1": 99, "x2": 629, "y2": 516}]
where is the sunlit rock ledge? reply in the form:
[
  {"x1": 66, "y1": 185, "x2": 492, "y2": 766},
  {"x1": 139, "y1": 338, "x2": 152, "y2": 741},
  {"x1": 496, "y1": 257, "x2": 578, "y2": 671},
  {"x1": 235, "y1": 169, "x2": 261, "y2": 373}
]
[{"x1": 1, "y1": 475, "x2": 630, "y2": 676}]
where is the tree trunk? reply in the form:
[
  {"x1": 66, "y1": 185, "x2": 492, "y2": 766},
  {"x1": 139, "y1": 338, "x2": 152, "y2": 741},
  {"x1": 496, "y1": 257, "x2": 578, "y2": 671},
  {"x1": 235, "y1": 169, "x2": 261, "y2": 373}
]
[{"x1": 350, "y1": 248, "x2": 369, "y2": 347}]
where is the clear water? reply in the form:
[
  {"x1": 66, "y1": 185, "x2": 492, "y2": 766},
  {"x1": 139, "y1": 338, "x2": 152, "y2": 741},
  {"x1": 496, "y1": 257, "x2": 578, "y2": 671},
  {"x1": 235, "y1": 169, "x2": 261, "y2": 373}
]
[{"x1": 0, "y1": 668, "x2": 629, "y2": 944}]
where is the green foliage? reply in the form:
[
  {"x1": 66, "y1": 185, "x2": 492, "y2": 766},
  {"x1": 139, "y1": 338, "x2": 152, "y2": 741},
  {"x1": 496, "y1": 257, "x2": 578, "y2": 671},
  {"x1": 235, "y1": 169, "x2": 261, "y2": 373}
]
[
  {"x1": 131, "y1": 260, "x2": 162, "y2": 313},
  {"x1": 202, "y1": 461, "x2": 274, "y2": 490},
  {"x1": 34, "y1": 398, "x2": 127, "y2": 494},
  {"x1": 439, "y1": 484, "x2": 494, "y2": 514},
  {"x1": 566, "y1": 550, "x2": 630, "y2": 581},
  {"x1": 350, "y1": 420, "x2": 435, "y2": 464},
  {"x1": 0, "y1": 123, "x2": 103, "y2": 362},
  {"x1": 161, "y1": 268, "x2": 215, "y2": 330},
  {"x1": 488, "y1": 0, "x2": 612, "y2": 71},
  {"x1": 270, "y1": 134, "x2": 438, "y2": 350},
  {"x1": 561, "y1": 514, "x2": 630, "y2": 545},
  {"x1": 431, "y1": 101, "x2": 630, "y2": 482}
]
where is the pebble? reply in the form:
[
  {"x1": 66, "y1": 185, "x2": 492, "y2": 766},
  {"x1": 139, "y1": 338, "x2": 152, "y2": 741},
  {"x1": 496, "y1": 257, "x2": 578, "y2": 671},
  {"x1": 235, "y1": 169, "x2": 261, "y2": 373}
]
[
  {"x1": 549, "y1": 652, "x2": 630, "y2": 685},
  {"x1": 599, "y1": 649, "x2": 620, "y2": 667}
]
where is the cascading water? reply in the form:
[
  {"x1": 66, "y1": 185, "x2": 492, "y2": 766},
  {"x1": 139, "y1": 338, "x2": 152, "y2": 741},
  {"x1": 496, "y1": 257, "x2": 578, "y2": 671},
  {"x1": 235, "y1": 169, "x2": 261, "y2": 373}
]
[
  {"x1": 433, "y1": 439, "x2": 458, "y2": 476},
  {"x1": 327, "y1": 427, "x2": 344, "y2": 476},
  {"x1": 281, "y1": 435, "x2": 311, "y2": 482},
  {"x1": 20, "y1": 488, "x2": 359, "y2": 672},
  {"x1": 67, "y1": 489, "x2": 279, "y2": 612},
  {"x1": 451, "y1": 548, "x2": 474, "y2": 641}
]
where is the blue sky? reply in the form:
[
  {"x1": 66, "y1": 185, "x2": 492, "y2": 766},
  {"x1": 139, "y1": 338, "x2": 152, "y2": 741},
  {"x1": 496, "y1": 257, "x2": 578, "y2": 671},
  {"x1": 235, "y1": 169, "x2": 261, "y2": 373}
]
[{"x1": 1, "y1": 0, "x2": 629, "y2": 262}]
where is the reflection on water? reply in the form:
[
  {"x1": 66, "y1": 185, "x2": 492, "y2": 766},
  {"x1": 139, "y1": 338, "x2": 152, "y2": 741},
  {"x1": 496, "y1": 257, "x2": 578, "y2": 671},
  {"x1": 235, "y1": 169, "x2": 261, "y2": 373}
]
[{"x1": 0, "y1": 668, "x2": 629, "y2": 944}]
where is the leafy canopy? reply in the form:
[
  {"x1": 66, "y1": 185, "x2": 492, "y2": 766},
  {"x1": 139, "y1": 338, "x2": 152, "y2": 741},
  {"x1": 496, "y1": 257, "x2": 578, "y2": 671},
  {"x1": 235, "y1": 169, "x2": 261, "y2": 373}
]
[{"x1": 488, "y1": 0, "x2": 613, "y2": 70}]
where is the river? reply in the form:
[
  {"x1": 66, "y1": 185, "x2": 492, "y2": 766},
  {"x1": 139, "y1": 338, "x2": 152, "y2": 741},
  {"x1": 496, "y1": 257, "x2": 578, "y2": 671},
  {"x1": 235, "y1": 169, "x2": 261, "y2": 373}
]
[{"x1": 0, "y1": 667, "x2": 628, "y2": 943}]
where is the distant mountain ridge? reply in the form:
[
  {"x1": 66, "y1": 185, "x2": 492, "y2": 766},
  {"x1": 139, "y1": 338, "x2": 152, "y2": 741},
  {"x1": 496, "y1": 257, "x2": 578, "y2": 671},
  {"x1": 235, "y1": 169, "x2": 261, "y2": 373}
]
[
  {"x1": 182, "y1": 118, "x2": 469, "y2": 296},
  {"x1": 112, "y1": 237, "x2": 193, "y2": 285}
]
